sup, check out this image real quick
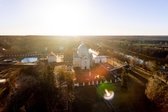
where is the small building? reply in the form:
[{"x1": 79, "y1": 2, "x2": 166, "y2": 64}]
[
  {"x1": 48, "y1": 52, "x2": 57, "y2": 63},
  {"x1": 47, "y1": 52, "x2": 64, "y2": 63},
  {"x1": 94, "y1": 56, "x2": 108, "y2": 63}
]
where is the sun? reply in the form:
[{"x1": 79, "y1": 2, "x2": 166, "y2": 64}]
[{"x1": 40, "y1": 1, "x2": 88, "y2": 36}]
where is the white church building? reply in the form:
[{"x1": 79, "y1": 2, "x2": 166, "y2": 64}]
[
  {"x1": 73, "y1": 43, "x2": 92, "y2": 69},
  {"x1": 73, "y1": 43, "x2": 108, "y2": 70}
]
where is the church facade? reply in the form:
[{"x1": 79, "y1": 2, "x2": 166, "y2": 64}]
[
  {"x1": 73, "y1": 43, "x2": 108, "y2": 70},
  {"x1": 73, "y1": 43, "x2": 92, "y2": 69}
]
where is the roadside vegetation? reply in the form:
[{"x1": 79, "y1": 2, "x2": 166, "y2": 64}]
[{"x1": 145, "y1": 77, "x2": 168, "y2": 112}]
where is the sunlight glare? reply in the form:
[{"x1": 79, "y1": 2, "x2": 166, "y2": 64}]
[{"x1": 41, "y1": 0, "x2": 88, "y2": 35}]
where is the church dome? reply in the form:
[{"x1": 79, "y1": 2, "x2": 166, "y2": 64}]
[{"x1": 77, "y1": 43, "x2": 89, "y2": 57}]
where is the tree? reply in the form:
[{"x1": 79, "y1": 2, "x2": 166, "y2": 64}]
[
  {"x1": 145, "y1": 77, "x2": 168, "y2": 112},
  {"x1": 54, "y1": 66, "x2": 75, "y2": 112},
  {"x1": 3, "y1": 63, "x2": 74, "y2": 112}
]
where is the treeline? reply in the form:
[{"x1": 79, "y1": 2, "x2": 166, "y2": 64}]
[{"x1": 0, "y1": 36, "x2": 76, "y2": 54}]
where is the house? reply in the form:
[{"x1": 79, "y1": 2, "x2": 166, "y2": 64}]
[{"x1": 48, "y1": 52, "x2": 57, "y2": 63}]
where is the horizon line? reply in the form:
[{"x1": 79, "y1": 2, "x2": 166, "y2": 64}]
[{"x1": 0, "y1": 34, "x2": 168, "y2": 37}]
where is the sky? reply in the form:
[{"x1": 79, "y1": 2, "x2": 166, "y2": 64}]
[{"x1": 0, "y1": 0, "x2": 168, "y2": 35}]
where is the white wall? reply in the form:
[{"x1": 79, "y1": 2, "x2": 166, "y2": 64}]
[
  {"x1": 73, "y1": 58, "x2": 81, "y2": 67},
  {"x1": 94, "y1": 56, "x2": 107, "y2": 63},
  {"x1": 48, "y1": 55, "x2": 57, "y2": 63},
  {"x1": 81, "y1": 58, "x2": 90, "y2": 69}
]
